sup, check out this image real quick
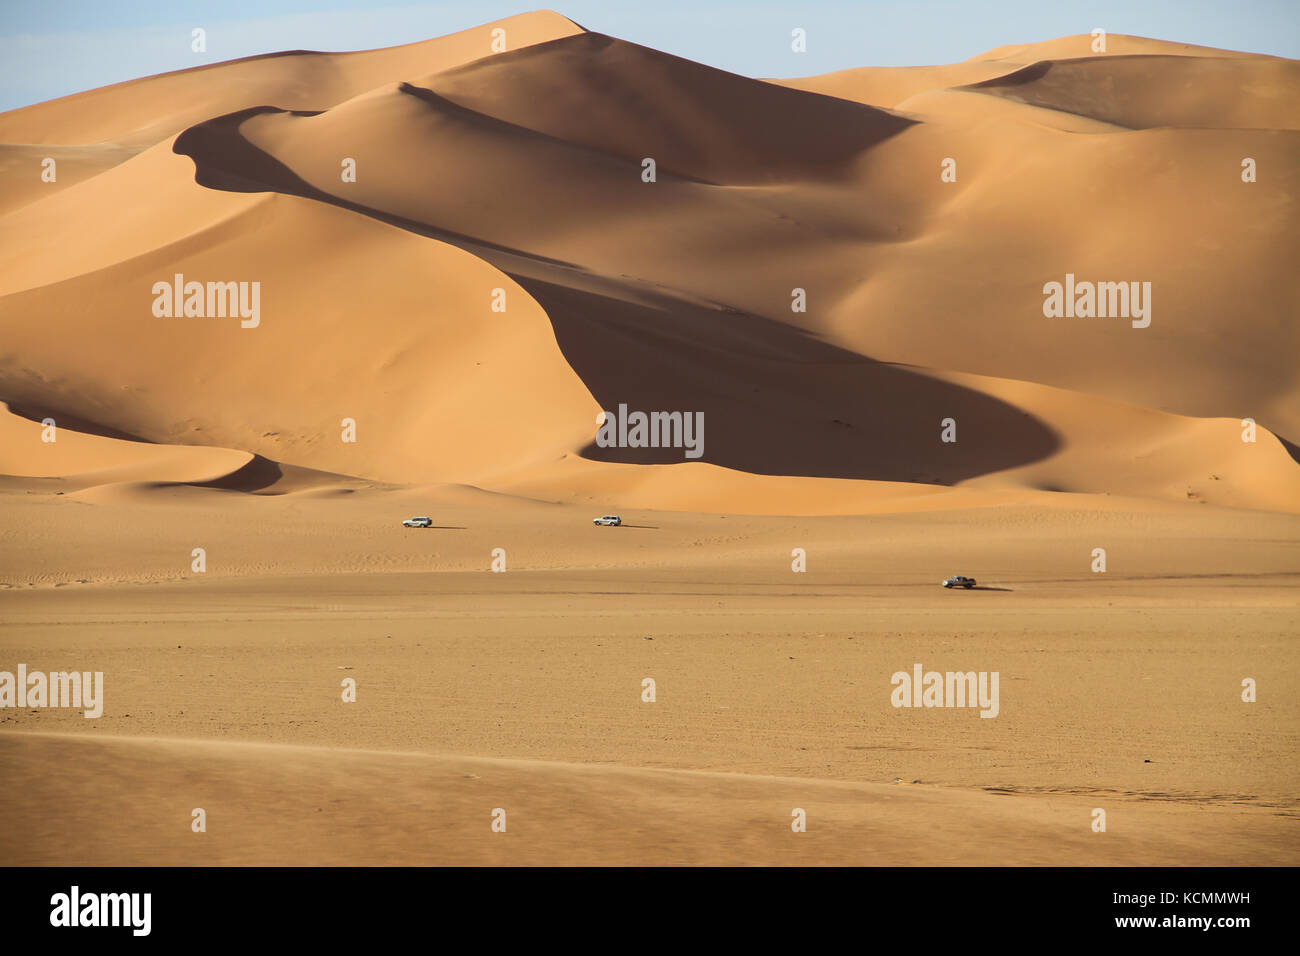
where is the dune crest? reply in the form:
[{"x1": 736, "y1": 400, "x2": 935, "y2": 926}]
[{"x1": 0, "y1": 11, "x2": 584, "y2": 150}]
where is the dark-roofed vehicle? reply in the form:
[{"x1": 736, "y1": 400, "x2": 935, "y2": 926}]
[{"x1": 942, "y1": 575, "x2": 976, "y2": 589}]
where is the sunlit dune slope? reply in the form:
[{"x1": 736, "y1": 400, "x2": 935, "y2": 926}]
[
  {"x1": 0, "y1": 149, "x2": 599, "y2": 485},
  {"x1": 774, "y1": 33, "x2": 1284, "y2": 109},
  {"x1": 0, "y1": 401, "x2": 253, "y2": 487}
]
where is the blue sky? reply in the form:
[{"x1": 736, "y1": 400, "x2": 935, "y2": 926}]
[{"x1": 2, "y1": 0, "x2": 1296, "y2": 112}]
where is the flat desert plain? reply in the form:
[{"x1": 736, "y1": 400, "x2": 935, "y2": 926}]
[
  {"x1": 1, "y1": 12, "x2": 1297, "y2": 865},
  {"x1": 2, "y1": 483, "x2": 1297, "y2": 865}
]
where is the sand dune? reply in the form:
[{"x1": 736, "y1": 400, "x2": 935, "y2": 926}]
[
  {"x1": 960, "y1": 55, "x2": 1300, "y2": 130},
  {"x1": 145, "y1": 27, "x2": 1298, "y2": 508},
  {"x1": 3, "y1": 22, "x2": 1295, "y2": 510},
  {"x1": 774, "y1": 33, "x2": 1281, "y2": 109},
  {"x1": 0, "y1": 143, "x2": 138, "y2": 215},
  {"x1": 0, "y1": 401, "x2": 253, "y2": 487},
  {"x1": 418, "y1": 32, "x2": 914, "y2": 184},
  {"x1": 973, "y1": 33, "x2": 1281, "y2": 63},
  {"x1": 0, "y1": 164, "x2": 599, "y2": 485},
  {"x1": 1, "y1": 15, "x2": 1296, "y2": 868},
  {"x1": 777, "y1": 62, "x2": 1022, "y2": 110}
]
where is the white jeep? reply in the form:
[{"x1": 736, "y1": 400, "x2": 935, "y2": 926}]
[
  {"x1": 402, "y1": 516, "x2": 433, "y2": 528},
  {"x1": 592, "y1": 515, "x2": 622, "y2": 526}
]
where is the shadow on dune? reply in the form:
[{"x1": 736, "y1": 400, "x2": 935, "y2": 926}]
[
  {"x1": 175, "y1": 104, "x2": 584, "y2": 268},
  {"x1": 1278, "y1": 436, "x2": 1300, "y2": 467},
  {"x1": 423, "y1": 31, "x2": 919, "y2": 184},
  {"x1": 3, "y1": 404, "x2": 331, "y2": 494},
  {"x1": 963, "y1": 60, "x2": 1054, "y2": 89},
  {"x1": 189, "y1": 453, "x2": 284, "y2": 492},
  {"x1": 524, "y1": 274, "x2": 1058, "y2": 481},
  {"x1": 396, "y1": 80, "x2": 723, "y2": 186},
  {"x1": 7, "y1": 403, "x2": 151, "y2": 443},
  {"x1": 174, "y1": 98, "x2": 1060, "y2": 483}
]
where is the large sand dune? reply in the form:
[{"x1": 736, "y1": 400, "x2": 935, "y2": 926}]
[
  {"x1": 5, "y1": 16, "x2": 1294, "y2": 507},
  {"x1": 0, "y1": 12, "x2": 1296, "y2": 866}
]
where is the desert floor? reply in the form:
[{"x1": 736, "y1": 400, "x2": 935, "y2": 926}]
[{"x1": 2, "y1": 489, "x2": 1295, "y2": 865}]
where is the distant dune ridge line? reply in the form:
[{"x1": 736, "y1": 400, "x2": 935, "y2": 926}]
[{"x1": 0, "y1": 11, "x2": 1297, "y2": 513}]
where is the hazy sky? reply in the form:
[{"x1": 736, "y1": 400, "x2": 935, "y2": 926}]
[{"x1": 2, "y1": 0, "x2": 1296, "y2": 112}]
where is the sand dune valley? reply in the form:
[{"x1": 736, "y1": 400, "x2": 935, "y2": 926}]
[{"x1": 1, "y1": 11, "x2": 1297, "y2": 866}]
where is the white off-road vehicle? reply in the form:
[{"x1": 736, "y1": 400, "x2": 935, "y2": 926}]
[
  {"x1": 592, "y1": 515, "x2": 622, "y2": 526},
  {"x1": 402, "y1": 516, "x2": 433, "y2": 528}
]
